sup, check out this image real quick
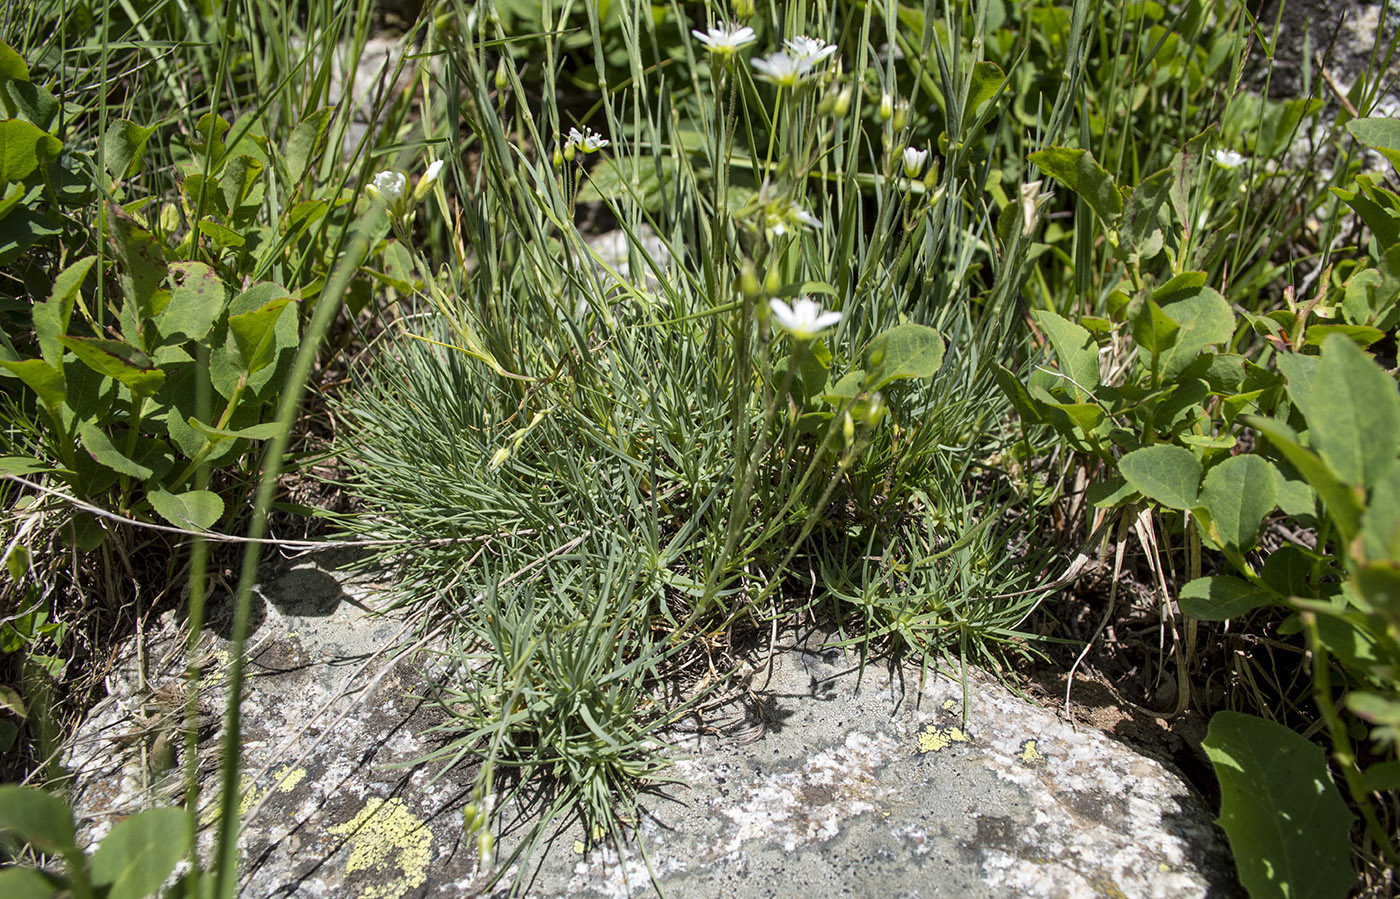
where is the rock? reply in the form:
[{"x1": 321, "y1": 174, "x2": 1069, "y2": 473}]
[{"x1": 62, "y1": 551, "x2": 1237, "y2": 898}]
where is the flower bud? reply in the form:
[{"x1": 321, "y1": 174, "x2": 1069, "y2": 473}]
[
  {"x1": 495, "y1": 59, "x2": 510, "y2": 92},
  {"x1": 413, "y1": 159, "x2": 444, "y2": 202},
  {"x1": 891, "y1": 99, "x2": 909, "y2": 132},
  {"x1": 878, "y1": 92, "x2": 893, "y2": 122},
  {"x1": 833, "y1": 86, "x2": 852, "y2": 118},
  {"x1": 553, "y1": 146, "x2": 564, "y2": 167},
  {"x1": 734, "y1": 0, "x2": 755, "y2": 19},
  {"x1": 740, "y1": 261, "x2": 761, "y2": 300},
  {"x1": 843, "y1": 410, "x2": 856, "y2": 449},
  {"x1": 563, "y1": 141, "x2": 576, "y2": 163},
  {"x1": 477, "y1": 830, "x2": 494, "y2": 864},
  {"x1": 764, "y1": 266, "x2": 782, "y2": 296},
  {"x1": 489, "y1": 447, "x2": 511, "y2": 470}
]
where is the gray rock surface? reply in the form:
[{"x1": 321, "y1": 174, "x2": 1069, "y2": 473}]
[{"x1": 63, "y1": 550, "x2": 1238, "y2": 898}]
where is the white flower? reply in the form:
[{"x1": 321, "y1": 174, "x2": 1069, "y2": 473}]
[
  {"x1": 783, "y1": 35, "x2": 838, "y2": 64},
  {"x1": 1019, "y1": 179, "x2": 1054, "y2": 238},
  {"x1": 366, "y1": 170, "x2": 409, "y2": 218},
  {"x1": 692, "y1": 24, "x2": 757, "y2": 56},
  {"x1": 769, "y1": 296, "x2": 843, "y2": 340},
  {"x1": 1211, "y1": 148, "x2": 1247, "y2": 169},
  {"x1": 902, "y1": 146, "x2": 928, "y2": 178},
  {"x1": 764, "y1": 198, "x2": 822, "y2": 236},
  {"x1": 751, "y1": 50, "x2": 819, "y2": 88},
  {"x1": 565, "y1": 126, "x2": 609, "y2": 154}
]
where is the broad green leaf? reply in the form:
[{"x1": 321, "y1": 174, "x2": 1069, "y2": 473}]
[
  {"x1": 1346, "y1": 691, "x2": 1400, "y2": 728},
  {"x1": 227, "y1": 296, "x2": 292, "y2": 374},
  {"x1": 0, "y1": 683, "x2": 24, "y2": 717},
  {"x1": 1352, "y1": 560, "x2": 1400, "y2": 616},
  {"x1": 1032, "y1": 309, "x2": 1099, "y2": 399},
  {"x1": 1362, "y1": 463, "x2": 1400, "y2": 562},
  {"x1": 1028, "y1": 147, "x2": 1123, "y2": 223},
  {"x1": 103, "y1": 118, "x2": 155, "y2": 181},
  {"x1": 158, "y1": 261, "x2": 226, "y2": 342},
  {"x1": 1275, "y1": 352, "x2": 1319, "y2": 421},
  {"x1": 31, "y1": 254, "x2": 97, "y2": 366},
  {"x1": 1086, "y1": 476, "x2": 1135, "y2": 508},
  {"x1": 283, "y1": 108, "x2": 331, "y2": 186},
  {"x1": 0, "y1": 358, "x2": 65, "y2": 410},
  {"x1": 0, "y1": 866, "x2": 57, "y2": 899},
  {"x1": 4, "y1": 81, "x2": 58, "y2": 132},
  {"x1": 59, "y1": 336, "x2": 165, "y2": 398},
  {"x1": 90, "y1": 806, "x2": 193, "y2": 899},
  {"x1": 0, "y1": 784, "x2": 78, "y2": 853},
  {"x1": 1198, "y1": 454, "x2": 1278, "y2": 550},
  {"x1": 864, "y1": 323, "x2": 944, "y2": 389},
  {"x1": 147, "y1": 489, "x2": 224, "y2": 531},
  {"x1": 1262, "y1": 545, "x2": 1319, "y2": 598},
  {"x1": 1122, "y1": 168, "x2": 1172, "y2": 261},
  {"x1": 1041, "y1": 401, "x2": 1103, "y2": 435},
  {"x1": 1333, "y1": 175, "x2": 1400, "y2": 251},
  {"x1": 1118, "y1": 444, "x2": 1202, "y2": 510},
  {"x1": 963, "y1": 61, "x2": 1005, "y2": 129},
  {"x1": 1303, "y1": 323, "x2": 1386, "y2": 348},
  {"x1": 1129, "y1": 296, "x2": 1179, "y2": 361},
  {"x1": 1366, "y1": 761, "x2": 1400, "y2": 793},
  {"x1": 78, "y1": 421, "x2": 153, "y2": 479},
  {"x1": 1348, "y1": 117, "x2": 1400, "y2": 172},
  {"x1": 1311, "y1": 335, "x2": 1400, "y2": 487},
  {"x1": 1179, "y1": 576, "x2": 1273, "y2": 620},
  {"x1": 1249, "y1": 416, "x2": 1362, "y2": 541},
  {"x1": 1156, "y1": 285, "x2": 1235, "y2": 380},
  {"x1": 0, "y1": 717, "x2": 16, "y2": 752},
  {"x1": 107, "y1": 205, "x2": 169, "y2": 321},
  {"x1": 1204, "y1": 712, "x2": 1356, "y2": 899},
  {"x1": 0, "y1": 119, "x2": 60, "y2": 184},
  {"x1": 221, "y1": 154, "x2": 263, "y2": 214},
  {"x1": 197, "y1": 217, "x2": 244, "y2": 248},
  {"x1": 187, "y1": 418, "x2": 285, "y2": 442},
  {"x1": 993, "y1": 362, "x2": 1041, "y2": 424},
  {"x1": 0, "y1": 41, "x2": 30, "y2": 81}
]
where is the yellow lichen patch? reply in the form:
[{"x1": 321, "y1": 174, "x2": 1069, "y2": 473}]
[
  {"x1": 1017, "y1": 739, "x2": 1045, "y2": 763},
  {"x1": 916, "y1": 724, "x2": 970, "y2": 754},
  {"x1": 274, "y1": 765, "x2": 307, "y2": 792},
  {"x1": 941, "y1": 699, "x2": 956, "y2": 711},
  {"x1": 328, "y1": 797, "x2": 433, "y2": 899},
  {"x1": 573, "y1": 840, "x2": 586, "y2": 854}
]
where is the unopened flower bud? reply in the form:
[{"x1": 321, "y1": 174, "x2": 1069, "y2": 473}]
[
  {"x1": 495, "y1": 60, "x2": 510, "y2": 92},
  {"x1": 740, "y1": 261, "x2": 761, "y2": 300},
  {"x1": 892, "y1": 100, "x2": 909, "y2": 132},
  {"x1": 764, "y1": 266, "x2": 782, "y2": 296},
  {"x1": 879, "y1": 92, "x2": 894, "y2": 122},
  {"x1": 833, "y1": 86, "x2": 852, "y2": 117},
  {"x1": 843, "y1": 410, "x2": 856, "y2": 448},
  {"x1": 563, "y1": 141, "x2": 576, "y2": 163},
  {"x1": 734, "y1": 0, "x2": 755, "y2": 19}
]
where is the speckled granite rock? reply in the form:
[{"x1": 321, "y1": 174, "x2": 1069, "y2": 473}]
[{"x1": 62, "y1": 551, "x2": 1237, "y2": 898}]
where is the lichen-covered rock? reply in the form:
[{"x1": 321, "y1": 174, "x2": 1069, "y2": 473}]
[{"x1": 63, "y1": 552, "x2": 1236, "y2": 898}]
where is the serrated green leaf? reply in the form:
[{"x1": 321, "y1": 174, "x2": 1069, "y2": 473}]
[
  {"x1": 0, "y1": 119, "x2": 61, "y2": 184},
  {"x1": 1179, "y1": 576, "x2": 1273, "y2": 620},
  {"x1": 1032, "y1": 309, "x2": 1099, "y2": 399},
  {"x1": 864, "y1": 323, "x2": 944, "y2": 389},
  {"x1": 58, "y1": 335, "x2": 164, "y2": 398},
  {"x1": 1118, "y1": 444, "x2": 1202, "y2": 510},
  {"x1": 0, "y1": 784, "x2": 77, "y2": 854},
  {"x1": 1028, "y1": 146, "x2": 1123, "y2": 223},
  {"x1": 1198, "y1": 454, "x2": 1278, "y2": 550},
  {"x1": 159, "y1": 261, "x2": 226, "y2": 342},
  {"x1": 90, "y1": 806, "x2": 193, "y2": 899},
  {"x1": 1203, "y1": 711, "x2": 1355, "y2": 899},
  {"x1": 147, "y1": 488, "x2": 224, "y2": 531},
  {"x1": 1311, "y1": 334, "x2": 1400, "y2": 488}
]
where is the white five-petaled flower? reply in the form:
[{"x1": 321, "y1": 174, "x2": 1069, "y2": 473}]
[
  {"x1": 1211, "y1": 148, "x2": 1247, "y2": 169},
  {"x1": 769, "y1": 296, "x2": 843, "y2": 340},
  {"x1": 902, "y1": 146, "x2": 929, "y2": 179},
  {"x1": 565, "y1": 126, "x2": 610, "y2": 154},
  {"x1": 783, "y1": 35, "x2": 838, "y2": 64},
  {"x1": 692, "y1": 24, "x2": 757, "y2": 56},
  {"x1": 751, "y1": 50, "x2": 819, "y2": 88}
]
